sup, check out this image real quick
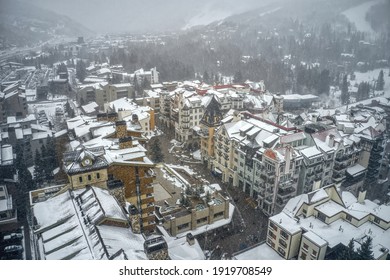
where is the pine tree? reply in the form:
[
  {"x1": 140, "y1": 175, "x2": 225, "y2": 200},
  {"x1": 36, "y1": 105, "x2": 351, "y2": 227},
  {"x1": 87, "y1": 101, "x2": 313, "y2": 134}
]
[
  {"x1": 34, "y1": 150, "x2": 45, "y2": 186},
  {"x1": 203, "y1": 71, "x2": 210, "y2": 84},
  {"x1": 317, "y1": 69, "x2": 330, "y2": 95},
  {"x1": 149, "y1": 137, "x2": 164, "y2": 163},
  {"x1": 356, "y1": 236, "x2": 374, "y2": 260},
  {"x1": 65, "y1": 101, "x2": 75, "y2": 118},
  {"x1": 341, "y1": 74, "x2": 349, "y2": 105},
  {"x1": 337, "y1": 239, "x2": 357, "y2": 260},
  {"x1": 76, "y1": 60, "x2": 87, "y2": 82},
  {"x1": 376, "y1": 70, "x2": 384, "y2": 91},
  {"x1": 233, "y1": 70, "x2": 243, "y2": 84}
]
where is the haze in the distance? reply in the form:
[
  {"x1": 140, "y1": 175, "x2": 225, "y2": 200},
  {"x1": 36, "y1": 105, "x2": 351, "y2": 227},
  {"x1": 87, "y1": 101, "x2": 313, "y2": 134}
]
[{"x1": 18, "y1": 0, "x2": 275, "y2": 34}]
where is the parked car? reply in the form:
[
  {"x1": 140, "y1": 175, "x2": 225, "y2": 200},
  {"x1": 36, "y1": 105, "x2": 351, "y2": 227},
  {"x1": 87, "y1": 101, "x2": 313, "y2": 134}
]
[
  {"x1": 3, "y1": 233, "x2": 23, "y2": 242},
  {"x1": 3, "y1": 245, "x2": 23, "y2": 254}
]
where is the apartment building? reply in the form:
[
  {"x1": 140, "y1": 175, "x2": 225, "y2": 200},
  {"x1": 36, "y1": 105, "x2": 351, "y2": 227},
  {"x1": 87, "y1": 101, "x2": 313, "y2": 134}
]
[
  {"x1": 77, "y1": 82, "x2": 134, "y2": 109},
  {"x1": 173, "y1": 90, "x2": 204, "y2": 145},
  {"x1": 104, "y1": 97, "x2": 155, "y2": 133},
  {"x1": 212, "y1": 113, "x2": 303, "y2": 215},
  {"x1": 0, "y1": 81, "x2": 28, "y2": 123},
  {"x1": 266, "y1": 185, "x2": 390, "y2": 260}
]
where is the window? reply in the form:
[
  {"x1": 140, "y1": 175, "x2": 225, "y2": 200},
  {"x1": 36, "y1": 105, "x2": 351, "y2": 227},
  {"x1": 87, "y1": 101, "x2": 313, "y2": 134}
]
[
  {"x1": 268, "y1": 230, "x2": 276, "y2": 240},
  {"x1": 300, "y1": 252, "x2": 307, "y2": 260},
  {"x1": 88, "y1": 174, "x2": 92, "y2": 181},
  {"x1": 317, "y1": 212, "x2": 326, "y2": 222},
  {"x1": 267, "y1": 238, "x2": 275, "y2": 248},
  {"x1": 303, "y1": 243, "x2": 309, "y2": 251},
  {"x1": 197, "y1": 217, "x2": 208, "y2": 224},
  {"x1": 269, "y1": 221, "x2": 278, "y2": 231},
  {"x1": 97, "y1": 173, "x2": 100, "y2": 179},
  {"x1": 302, "y1": 209, "x2": 307, "y2": 215},
  {"x1": 277, "y1": 247, "x2": 285, "y2": 256},
  {"x1": 279, "y1": 239, "x2": 287, "y2": 248},
  {"x1": 177, "y1": 223, "x2": 189, "y2": 230},
  {"x1": 280, "y1": 230, "x2": 289, "y2": 240},
  {"x1": 312, "y1": 250, "x2": 317, "y2": 257},
  {"x1": 374, "y1": 217, "x2": 381, "y2": 224},
  {"x1": 346, "y1": 214, "x2": 352, "y2": 222},
  {"x1": 79, "y1": 176, "x2": 83, "y2": 183}
]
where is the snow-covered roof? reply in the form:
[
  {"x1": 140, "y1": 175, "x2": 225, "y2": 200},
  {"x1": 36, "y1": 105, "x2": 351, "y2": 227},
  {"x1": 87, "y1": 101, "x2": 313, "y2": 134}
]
[
  {"x1": 33, "y1": 186, "x2": 147, "y2": 260},
  {"x1": 233, "y1": 242, "x2": 284, "y2": 260},
  {"x1": 303, "y1": 231, "x2": 328, "y2": 247},
  {"x1": 300, "y1": 146, "x2": 322, "y2": 159},
  {"x1": 82, "y1": 102, "x2": 99, "y2": 114},
  {"x1": 346, "y1": 164, "x2": 366, "y2": 177}
]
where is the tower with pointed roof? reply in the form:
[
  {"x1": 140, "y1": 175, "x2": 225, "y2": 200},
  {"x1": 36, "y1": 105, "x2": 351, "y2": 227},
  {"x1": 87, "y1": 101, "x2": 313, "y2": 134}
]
[{"x1": 199, "y1": 95, "x2": 223, "y2": 167}]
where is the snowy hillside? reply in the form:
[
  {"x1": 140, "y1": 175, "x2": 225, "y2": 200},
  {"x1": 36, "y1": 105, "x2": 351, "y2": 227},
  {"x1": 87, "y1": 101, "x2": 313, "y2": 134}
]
[{"x1": 342, "y1": 0, "x2": 385, "y2": 34}]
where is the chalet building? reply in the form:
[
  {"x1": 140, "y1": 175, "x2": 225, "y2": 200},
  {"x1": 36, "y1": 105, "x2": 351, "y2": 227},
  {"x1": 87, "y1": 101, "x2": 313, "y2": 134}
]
[
  {"x1": 199, "y1": 95, "x2": 223, "y2": 168},
  {"x1": 266, "y1": 185, "x2": 390, "y2": 260},
  {"x1": 62, "y1": 120, "x2": 156, "y2": 234}
]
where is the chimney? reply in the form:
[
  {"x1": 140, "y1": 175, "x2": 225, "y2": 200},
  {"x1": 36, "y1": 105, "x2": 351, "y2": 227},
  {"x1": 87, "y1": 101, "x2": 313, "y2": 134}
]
[
  {"x1": 328, "y1": 134, "x2": 335, "y2": 148},
  {"x1": 119, "y1": 136, "x2": 133, "y2": 149},
  {"x1": 115, "y1": 121, "x2": 127, "y2": 138},
  {"x1": 186, "y1": 233, "x2": 195, "y2": 246},
  {"x1": 358, "y1": 190, "x2": 366, "y2": 203}
]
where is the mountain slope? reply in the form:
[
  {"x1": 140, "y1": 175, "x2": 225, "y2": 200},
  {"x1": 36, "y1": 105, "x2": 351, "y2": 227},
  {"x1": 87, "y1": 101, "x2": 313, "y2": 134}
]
[{"x1": 0, "y1": 0, "x2": 93, "y2": 47}]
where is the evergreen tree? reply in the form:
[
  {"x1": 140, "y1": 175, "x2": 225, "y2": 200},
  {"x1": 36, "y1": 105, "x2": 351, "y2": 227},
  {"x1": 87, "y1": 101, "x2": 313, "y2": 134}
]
[
  {"x1": 65, "y1": 101, "x2": 75, "y2": 118},
  {"x1": 356, "y1": 236, "x2": 374, "y2": 260},
  {"x1": 203, "y1": 71, "x2": 210, "y2": 84},
  {"x1": 233, "y1": 70, "x2": 244, "y2": 84},
  {"x1": 149, "y1": 137, "x2": 164, "y2": 163},
  {"x1": 337, "y1": 239, "x2": 357, "y2": 260},
  {"x1": 341, "y1": 74, "x2": 349, "y2": 105},
  {"x1": 317, "y1": 69, "x2": 330, "y2": 95},
  {"x1": 76, "y1": 60, "x2": 87, "y2": 82},
  {"x1": 376, "y1": 70, "x2": 384, "y2": 91},
  {"x1": 33, "y1": 150, "x2": 45, "y2": 187},
  {"x1": 142, "y1": 77, "x2": 151, "y2": 90}
]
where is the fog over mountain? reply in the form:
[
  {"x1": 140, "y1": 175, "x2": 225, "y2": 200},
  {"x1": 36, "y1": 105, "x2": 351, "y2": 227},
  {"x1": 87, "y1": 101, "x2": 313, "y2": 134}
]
[{"x1": 18, "y1": 0, "x2": 275, "y2": 34}]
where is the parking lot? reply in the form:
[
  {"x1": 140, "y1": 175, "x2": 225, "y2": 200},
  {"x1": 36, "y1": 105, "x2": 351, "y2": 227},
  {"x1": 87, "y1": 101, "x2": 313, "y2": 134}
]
[{"x1": 0, "y1": 227, "x2": 25, "y2": 260}]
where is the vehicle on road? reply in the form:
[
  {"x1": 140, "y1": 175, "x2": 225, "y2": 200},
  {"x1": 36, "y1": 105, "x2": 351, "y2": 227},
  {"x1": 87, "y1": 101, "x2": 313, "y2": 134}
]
[
  {"x1": 3, "y1": 233, "x2": 23, "y2": 242},
  {"x1": 3, "y1": 245, "x2": 23, "y2": 254}
]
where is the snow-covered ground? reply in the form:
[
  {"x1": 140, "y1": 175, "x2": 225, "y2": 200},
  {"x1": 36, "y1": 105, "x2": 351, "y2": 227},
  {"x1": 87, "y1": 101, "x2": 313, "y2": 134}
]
[
  {"x1": 342, "y1": 0, "x2": 384, "y2": 35},
  {"x1": 326, "y1": 68, "x2": 390, "y2": 110}
]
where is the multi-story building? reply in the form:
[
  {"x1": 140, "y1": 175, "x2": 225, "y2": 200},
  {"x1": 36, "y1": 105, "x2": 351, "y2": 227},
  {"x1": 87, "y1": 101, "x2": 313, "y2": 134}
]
[
  {"x1": 104, "y1": 97, "x2": 155, "y2": 133},
  {"x1": 199, "y1": 95, "x2": 223, "y2": 168},
  {"x1": 0, "y1": 81, "x2": 28, "y2": 123},
  {"x1": 297, "y1": 146, "x2": 325, "y2": 194},
  {"x1": 64, "y1": 121, "x2": 156, "y2": 234},
  {"x1": 213, "y1": 113, "x2": 303, "y2": 215},
  {"x1": 174, "y1": 90, "x2": 204, "y2": 146},
  {"x1": 266, "y1": 185, "x2": 390, "y2": 260},
  {"x1": 77, "y1": 82, "x2": 134, "y2": 109}
]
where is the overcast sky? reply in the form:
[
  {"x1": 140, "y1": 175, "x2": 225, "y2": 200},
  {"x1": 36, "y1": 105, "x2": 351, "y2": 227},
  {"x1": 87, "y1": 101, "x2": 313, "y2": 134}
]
[{"x1": 20, "y1": 0, "x2": 275, "y2": 34}]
